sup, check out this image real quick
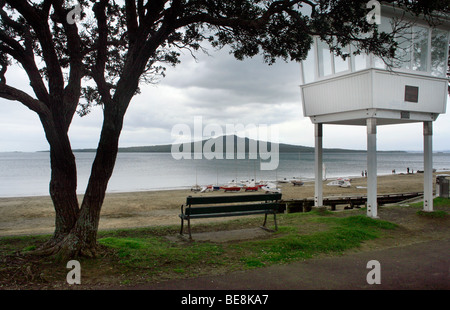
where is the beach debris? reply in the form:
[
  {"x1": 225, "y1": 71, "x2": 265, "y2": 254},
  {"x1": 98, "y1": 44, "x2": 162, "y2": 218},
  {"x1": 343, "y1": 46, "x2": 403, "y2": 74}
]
[{"x1": 191, "y1": 184, "x2": 202, "y2": 192}]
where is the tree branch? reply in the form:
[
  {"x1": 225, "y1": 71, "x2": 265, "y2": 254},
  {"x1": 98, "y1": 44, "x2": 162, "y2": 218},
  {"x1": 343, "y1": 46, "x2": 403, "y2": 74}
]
[
  {"x1": 6, "y1": 0, "x2": 65, "y2": 96},
  {"x1": 0, "y1": 38, "x2": 50, "y2": 104},
  {"x1": 125, "y1": 0, "x2": 139, "y2": 44},
  {"x1": 51, "y1": 0, "x2": 84, "y2": 128},
  {"x1": 174, "y1": 0, "x2": 304, "y2": 30},
  {"x1": 0, "y1": 83, "x2": 50, "y2": 116},
  {"x1": 91, "y1": 0, "x2": 113, "y2": 105}
]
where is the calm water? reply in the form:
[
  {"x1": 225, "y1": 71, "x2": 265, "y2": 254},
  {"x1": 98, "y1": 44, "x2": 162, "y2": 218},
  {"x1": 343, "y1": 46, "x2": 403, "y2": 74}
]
[{"x1": 1, "y1": 151, "x2": 450, "y2": 197}]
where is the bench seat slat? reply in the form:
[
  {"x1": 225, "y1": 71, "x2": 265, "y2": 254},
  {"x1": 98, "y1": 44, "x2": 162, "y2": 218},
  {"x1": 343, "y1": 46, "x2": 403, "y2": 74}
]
[
  {"x1": 180, "y1": 209, "x2": 273, "y2": 219},
  {"x1": 186, "y1": 193, "x2": 281, "y2": 205}
]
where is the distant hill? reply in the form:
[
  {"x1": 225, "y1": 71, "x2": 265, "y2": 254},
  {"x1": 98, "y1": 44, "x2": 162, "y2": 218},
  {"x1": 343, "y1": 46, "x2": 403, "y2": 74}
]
[{"x1": 73, "y1": 134, "x2": 369, "y2": 153}]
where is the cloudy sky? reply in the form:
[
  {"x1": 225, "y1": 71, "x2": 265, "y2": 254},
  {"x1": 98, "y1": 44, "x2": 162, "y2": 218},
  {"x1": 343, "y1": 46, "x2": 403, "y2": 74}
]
[{"x1": 1, "y1": 45, "x2": 449, "y2": 153}]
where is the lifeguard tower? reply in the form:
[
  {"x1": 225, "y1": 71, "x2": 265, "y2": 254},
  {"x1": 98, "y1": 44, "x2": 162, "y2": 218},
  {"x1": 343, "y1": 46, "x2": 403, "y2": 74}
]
[{"x1": 300, "y1": 5, "x2": 450, "y2": 218}]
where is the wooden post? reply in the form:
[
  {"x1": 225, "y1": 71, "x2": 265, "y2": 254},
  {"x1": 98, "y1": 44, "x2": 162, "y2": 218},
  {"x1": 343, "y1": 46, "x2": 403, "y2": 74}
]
[
  {"x1": 367, "y1": 118, "x2": 378, "y2": 218},
  {"x1": 315, "y1": 123, "x2": 323, "y2": 207},
  {"x1": 423, "y1": 121, "x2": 434, "y2": 212}
]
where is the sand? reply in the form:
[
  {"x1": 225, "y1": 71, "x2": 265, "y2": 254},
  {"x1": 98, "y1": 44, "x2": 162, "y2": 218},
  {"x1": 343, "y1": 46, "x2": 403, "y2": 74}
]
[{"x1": 0, "y1": 172, "x2": 439, "y2": 237}]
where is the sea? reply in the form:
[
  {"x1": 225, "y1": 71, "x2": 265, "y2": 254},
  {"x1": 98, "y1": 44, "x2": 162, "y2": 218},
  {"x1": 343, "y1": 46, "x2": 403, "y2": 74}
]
[{"x1": 1, "y1": 151, "x2": 450, "y2": 198}]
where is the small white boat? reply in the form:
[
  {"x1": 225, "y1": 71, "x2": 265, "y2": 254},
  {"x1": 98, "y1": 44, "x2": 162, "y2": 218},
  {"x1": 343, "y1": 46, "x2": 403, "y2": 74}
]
[
  {"x1": 222, "y1": 185, "x2": 241, "y2": 192},
  {"x1": 261, "y1": 182, "x2": 281, "y2": 193},
  {"x1": 291, "y1": 180, "x2": 304, "y2": 186},
  {"x1": 327, "y1": 178, "x2": 351, "y2": 188},
  {"x1": 243, "y1": 180, "x2": 259, "y2": 192},
  {"x1": 222, "y1": 180, "x2": 242, "y2": 192},
  {"x1": 200, "y1": 186, "x2": 213, "y2": 193}
]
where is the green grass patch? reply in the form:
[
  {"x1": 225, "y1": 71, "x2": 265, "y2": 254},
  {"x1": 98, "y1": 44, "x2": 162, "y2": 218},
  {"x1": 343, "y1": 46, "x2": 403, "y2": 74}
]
[
  {"x1": 416, "y1": 210, "x2": 448, "y2": 218},
  {"x1": 98, "y1": 236, "x2": 225, "y2": 272},
  {"x1": 95, "y1": 213, "x2": 398, "y2": 273},
  {"x1": 431, "y1": 197, "x2": 450, "y2": 207},
  {"x1": 0, "y1": 235, "x2": 50, "y2": 256},
  {"x1": 406, "y1": 197, "x2": 450, "y2": 218},
  {"x1": 408, "y1": 197, "x2": 450, "y2": 208},
  {"x1": 235, "y1": 215, "x2": 397, "y2": 268}
]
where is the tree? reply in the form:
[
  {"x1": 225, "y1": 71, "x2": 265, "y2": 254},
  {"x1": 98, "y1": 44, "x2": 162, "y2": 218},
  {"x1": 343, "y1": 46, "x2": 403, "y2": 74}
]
[{"x1": 0, "y1": 0, "x2": 447, "y2": 260}]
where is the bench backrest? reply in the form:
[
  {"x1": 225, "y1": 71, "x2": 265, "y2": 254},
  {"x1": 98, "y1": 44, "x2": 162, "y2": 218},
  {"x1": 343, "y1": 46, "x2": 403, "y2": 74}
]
[
  {"x1": 186, "y1": 193, "x2": 282, "y2": 206},
  {"x1": 185, "y1": 202, "x2": 281, "y2": 216}
]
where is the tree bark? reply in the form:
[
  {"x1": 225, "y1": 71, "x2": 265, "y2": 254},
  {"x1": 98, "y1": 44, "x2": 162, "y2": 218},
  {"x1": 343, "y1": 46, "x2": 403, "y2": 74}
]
[
  {"x1": 48, "y1": 144, "x2": 79, "y2": 243},
  {"x1": 47, "y1": 99, "x2": 126, "y2": 260},
  {"x1": 26, "y1": 111, "x2": 79, "y2": 254}
]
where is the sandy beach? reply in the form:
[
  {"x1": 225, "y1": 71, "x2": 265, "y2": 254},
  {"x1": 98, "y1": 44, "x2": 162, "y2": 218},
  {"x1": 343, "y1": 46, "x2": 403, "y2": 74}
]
[{"x1": 0, "y1": 172, "x2": 439, "y2": 237}]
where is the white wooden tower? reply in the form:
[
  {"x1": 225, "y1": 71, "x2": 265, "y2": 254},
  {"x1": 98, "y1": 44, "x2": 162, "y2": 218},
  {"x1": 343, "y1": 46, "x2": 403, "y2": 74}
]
[{"x1": 300, "y1": 5, "x2": 450, "y2": 218}]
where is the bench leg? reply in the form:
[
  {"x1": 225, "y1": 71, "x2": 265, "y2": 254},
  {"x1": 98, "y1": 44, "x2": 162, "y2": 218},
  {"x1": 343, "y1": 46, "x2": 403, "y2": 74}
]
[
  {"x1": 188, "y1": 218, "x2": 192, "y2": 240},
  {"x1": 180, "y1": 218, "x2": 184, "y2": 235},
  {"x1": 273, "y1": 212, "x2": 278, "y2": 231},
  {"x1": 260, "y1": 213, "x2": 277, "y2": 232}
]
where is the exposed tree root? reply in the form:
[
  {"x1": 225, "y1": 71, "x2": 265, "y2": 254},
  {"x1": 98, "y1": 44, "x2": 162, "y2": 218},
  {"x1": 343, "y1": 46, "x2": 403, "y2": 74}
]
[{"x1": 29, "y1": 233, "x2": 98, "y2": 262}]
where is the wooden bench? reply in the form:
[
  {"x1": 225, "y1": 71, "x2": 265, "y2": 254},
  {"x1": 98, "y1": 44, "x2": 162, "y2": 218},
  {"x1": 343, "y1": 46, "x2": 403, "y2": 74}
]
[{"x1": 179, "y1": 193, "x2": 283, "y2": 239}]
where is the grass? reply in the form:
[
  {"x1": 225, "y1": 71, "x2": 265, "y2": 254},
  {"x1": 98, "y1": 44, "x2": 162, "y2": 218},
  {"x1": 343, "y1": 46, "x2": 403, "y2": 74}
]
[
  {"x1": 236, "y1": 214, "x2": 397, "y2": 267},
  {"x1": 0, "y1": 204, "x2": 440, "y2": 289},
  {"x1": 95, "y1": 211, "x2": 398, "y2": 271},
  {"x1": 416, "y1": 210, "x2": 448, "y2": 218},
  {"x1": 97, "y1": 212, "x2": 395, "y2": 283},
  {"x1": 408, "y1": 197, "x2": 450, "y2": 208},
  {"x1": 98, "y1": 236, "x2": 225, "y2": 272},
  {"x1": 406, "y1": 197, "x2": 449, "y2": 218}
]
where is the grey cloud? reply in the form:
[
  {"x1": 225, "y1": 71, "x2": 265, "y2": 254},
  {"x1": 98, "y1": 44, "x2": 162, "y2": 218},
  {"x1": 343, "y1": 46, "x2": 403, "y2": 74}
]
[{"x1": 162, "y1": 47, "x2": 301, "y2": 106}]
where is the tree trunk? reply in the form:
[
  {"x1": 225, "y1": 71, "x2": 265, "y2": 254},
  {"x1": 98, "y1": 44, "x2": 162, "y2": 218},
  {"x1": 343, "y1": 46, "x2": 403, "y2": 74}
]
[
  {"x1": 48, "y1": 103, "x2": 125, "y2": 260},
  {"x1": 37, "y1": 52, "x2": 144, "y2": 259},
  {"x1": 48, "y1": 146, "x2": 80, "y2": 244},
  {"x1": 34, "y1": 113, "x2": 80, "y2": 252}
]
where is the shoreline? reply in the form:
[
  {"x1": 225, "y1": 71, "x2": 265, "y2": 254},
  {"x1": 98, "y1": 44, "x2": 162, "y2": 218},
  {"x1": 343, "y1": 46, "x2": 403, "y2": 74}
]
[
  {"x1": 0, "y1": 172, "x2": 440, "y2": 237},
  {"x1": 1, "y1": 169, "x2": 442, "y2": 200},
  {"x1": 0, "y1": 186, "x2": 195, "y2": 200}
]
